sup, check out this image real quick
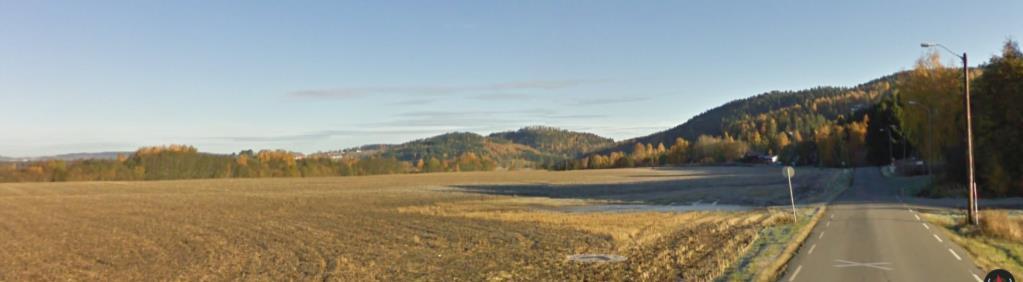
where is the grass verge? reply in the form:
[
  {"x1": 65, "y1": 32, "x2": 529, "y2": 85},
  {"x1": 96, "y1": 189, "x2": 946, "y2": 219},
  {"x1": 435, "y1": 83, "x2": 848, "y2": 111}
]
[
  {"x1": 718, "y1": 168, "x2": 852, "y2": 281},
  {"x1": 716, "y1": 207, "x2": 824, "y2": 281},
  {"x1": 922, "y1": 210, "x2": 1023, "y2": 275},
  {"x1": 754, "y1": 206, "x2": 827, "y2": 282}
]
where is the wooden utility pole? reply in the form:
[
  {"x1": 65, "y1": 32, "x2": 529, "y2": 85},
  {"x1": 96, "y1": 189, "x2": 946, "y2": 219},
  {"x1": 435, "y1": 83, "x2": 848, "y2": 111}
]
[{"x1": 963, "y1": 52, "x2": 978, "y2": 225}]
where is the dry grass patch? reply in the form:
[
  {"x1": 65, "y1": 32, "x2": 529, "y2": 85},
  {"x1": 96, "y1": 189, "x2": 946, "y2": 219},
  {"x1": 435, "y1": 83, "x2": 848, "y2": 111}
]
[
  {"x1": 979, "y1": 210, "x2": 1023, "y2": 242},
  {"x1": 400, "y1": 196, "x2": 792, "y2": 281}
]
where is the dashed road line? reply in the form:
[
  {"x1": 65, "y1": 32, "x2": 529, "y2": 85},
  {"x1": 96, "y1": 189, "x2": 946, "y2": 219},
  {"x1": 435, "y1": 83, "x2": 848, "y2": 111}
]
[
  {"x1": 948, "y1": 249, "x2": 962, "y2": 261},
  {"x1": 933, "y1": 234, "x2": 943, "y2": 243},
  {"x1": 826, "y1": 220, "x2": 831, "y2": 227},
  {"x1": 808, "y1": 244, "x2": 817, "y2": 255},
  {"x1": 788, "y1": 265, "x2": 803, "y2": 282},
  {"x1": 830, "y1": 214, "x2": 834, "y2": 220},
  {"x1": 819, "y1": 232, "x2": 825, "y2": 239},
  {"x1": 914, "y1": 214, "x2": 921, "y2": 221},
  {"x1": 922, "y1": 223, "x2": 930, "y2": 230},
  {"x1": 973, "y1": 273, "x2": 983, "y2": 282}
]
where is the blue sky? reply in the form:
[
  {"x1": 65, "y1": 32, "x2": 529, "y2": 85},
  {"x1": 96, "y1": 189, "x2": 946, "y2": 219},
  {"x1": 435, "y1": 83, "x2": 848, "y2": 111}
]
[{"x1": 1, "y1": 0, "x2": 1020, "y2": 157}]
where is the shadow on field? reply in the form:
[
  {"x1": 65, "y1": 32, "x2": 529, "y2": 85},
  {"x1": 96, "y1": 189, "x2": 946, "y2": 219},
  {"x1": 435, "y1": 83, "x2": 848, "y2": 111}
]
[
  {"x1": 453, "y1": 167, "x2": 840, "y2": 207},
  {"x1": 455, "y1": 167, "x2": 1023, "y2": 210}
]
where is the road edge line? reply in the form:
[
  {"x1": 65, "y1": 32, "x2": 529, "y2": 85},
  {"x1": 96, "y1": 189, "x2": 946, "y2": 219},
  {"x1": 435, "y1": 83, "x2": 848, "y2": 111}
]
[
  {"x1": 788, "y1": 265, "x2": 803, "y2": 282},
  {"x1": 756, "y1": 205, "x2": 828, "y2": 282}
]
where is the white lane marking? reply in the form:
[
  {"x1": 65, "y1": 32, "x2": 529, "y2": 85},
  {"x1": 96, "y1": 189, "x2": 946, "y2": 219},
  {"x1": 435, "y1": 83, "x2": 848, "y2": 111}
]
[
  {"x1": 973, "y1": 273, "x2": 983, "y2": 282},
  {"x1": 833, "y1": 259, "x2": 893, "y2": 271},
  {"x1": 933, "y1": 234, "x2": 943, "y2": 242},
  {"x1": 711, "y1": 200, "x2": 718, "y2": 206},
  {"x1": 808, "y1": 244, "x2": 817, "y2": 254},
  {"x1": 922, "y1": 223, "x2": 931, "y2": 230},
  {"x1": 909, "y1": 208, "x2": 914, "y2": 213},
  {"x1": 949, "y1": 249, "x2": 962, "y2": 261},
  {"x1": 788, "y1": 265, "x2": 803, "y2": 282},
  {"x1": 914, "y1": 214, "x2": 921, "y2": 221},
  {"x1": 826, "y1": 220, "x2": 831, "y2": 227},
  {"x1": 819, "y1": 231, "x2": 825, "y2": 239},
  {"x1": 830, "y1": 214, "x2": 834, "y2": 219}
]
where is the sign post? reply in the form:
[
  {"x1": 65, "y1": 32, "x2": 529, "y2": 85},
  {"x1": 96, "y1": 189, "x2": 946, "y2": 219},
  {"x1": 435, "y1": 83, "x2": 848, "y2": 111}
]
[{"x1": 784, "y1": 166, "x2": 797, "y2": 223}]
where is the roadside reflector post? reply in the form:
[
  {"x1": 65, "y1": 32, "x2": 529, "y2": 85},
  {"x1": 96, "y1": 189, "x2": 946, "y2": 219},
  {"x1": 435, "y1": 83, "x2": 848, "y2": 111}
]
[{"x1": 784, "y1": 166, "x2": 797, "y2": 223}]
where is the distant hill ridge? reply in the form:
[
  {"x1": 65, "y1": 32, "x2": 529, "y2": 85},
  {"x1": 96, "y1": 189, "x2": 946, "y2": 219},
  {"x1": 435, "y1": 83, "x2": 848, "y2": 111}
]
[
  {"x1": 0, "y1": 152, "x2": 129, "y2": 162},
  {"x1": 361, "y1": 126, "x2": 615, "y2": 168}
]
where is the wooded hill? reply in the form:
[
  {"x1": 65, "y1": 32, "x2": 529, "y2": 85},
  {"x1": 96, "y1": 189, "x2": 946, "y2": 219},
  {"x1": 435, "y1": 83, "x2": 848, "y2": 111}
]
[
  {"x1": 376, "y1": 126, "x2": 614, "y2": 169},
  {"x1": 592, "y1": 75, "x2": 900, "y2": 158}
]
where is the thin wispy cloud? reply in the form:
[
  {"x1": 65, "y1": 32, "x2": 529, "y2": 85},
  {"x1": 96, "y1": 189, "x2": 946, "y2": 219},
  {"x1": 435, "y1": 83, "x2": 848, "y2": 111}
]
[
  {"x1": 369, "y1": 109, "x2": 606, "y2": 132},
  {"x1": 473, "y1": 93, "x2": 534, "y2": 101},
  {"x1": 397, "y1": 109, "x2": 555, "y2": 118},
  {"x1": 288, "y1": 90, "x2": 370, "y2": 99},
  {"x1": 570, "y1": 97, "x2": 650, "y2": 106},
  {"x1": 287, "y1": 79, "x2": 603, "y2": 99},
  {"x1": 217, "y1": 129, "x2": 445, "y2": 143},
  {"x1": 389, "y1": 98, "x2": 437, "y2": 106}
]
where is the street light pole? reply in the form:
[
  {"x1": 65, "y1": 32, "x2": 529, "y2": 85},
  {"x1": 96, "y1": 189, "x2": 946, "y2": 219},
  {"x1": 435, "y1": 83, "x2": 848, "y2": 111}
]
[
  {"x1": 921, "y1": 43, "x2": 978, "y2": 225},
  {"x1": 907, "y1": 101, "x2": 935, "y2": 177},
  {"x1": 883, "y1": 128, "x2": 893, "y2": 166},
  {"x1": 887, "y1": 123, "x2": 908, "y2": 160}
]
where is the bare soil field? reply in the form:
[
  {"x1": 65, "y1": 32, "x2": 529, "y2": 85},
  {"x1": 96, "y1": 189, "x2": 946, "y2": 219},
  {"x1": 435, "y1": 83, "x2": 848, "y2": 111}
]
[{"x1": 0, "y1": 166, "x2": 843, "y2": 281}]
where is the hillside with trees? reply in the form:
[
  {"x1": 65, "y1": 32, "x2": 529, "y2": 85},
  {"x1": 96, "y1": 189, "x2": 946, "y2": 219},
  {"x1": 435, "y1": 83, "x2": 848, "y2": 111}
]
[
  {"x1": 377, "y1": 127, "x2": 614, "y2": 170},
  {"x1": 565, "y1": 76, "x2": 893, "y2": 170},
  {"x1": 596, "y1": 78, "x2": 896, "y2": 157},
  {"x1": 488, "y1": 126, "x2": 614, "y2": 158}
]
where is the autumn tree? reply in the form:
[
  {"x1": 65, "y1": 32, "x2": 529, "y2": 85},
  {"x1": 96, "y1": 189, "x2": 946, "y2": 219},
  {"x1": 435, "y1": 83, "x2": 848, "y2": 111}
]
[
  {"x1": 972, "y1": 40, "x2": 1023, "y2": 196},
  {"x1": 898, "y1": 51, "x2": 964, "y2": 169},
  {"x1": 667, "y1": 138, "x2": 690, "y2": 164}
]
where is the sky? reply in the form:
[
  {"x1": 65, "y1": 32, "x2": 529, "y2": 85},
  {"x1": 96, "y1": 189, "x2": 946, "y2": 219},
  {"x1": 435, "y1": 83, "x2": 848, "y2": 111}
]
[{"x1": 1, "y1": 0, "x2": 1020, "y2": 157}]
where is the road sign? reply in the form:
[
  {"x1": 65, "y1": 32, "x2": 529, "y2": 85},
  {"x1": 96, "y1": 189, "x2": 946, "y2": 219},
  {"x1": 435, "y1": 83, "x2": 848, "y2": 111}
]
[{"x1": 784, "y1": 166, "x2": 797, "y2": 222}]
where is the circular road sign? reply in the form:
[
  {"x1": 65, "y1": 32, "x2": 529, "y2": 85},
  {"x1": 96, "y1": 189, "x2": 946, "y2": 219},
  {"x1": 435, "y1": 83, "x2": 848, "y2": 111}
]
[{"x1": 783, "y1": 166, "x2": 795, "y2": 178}]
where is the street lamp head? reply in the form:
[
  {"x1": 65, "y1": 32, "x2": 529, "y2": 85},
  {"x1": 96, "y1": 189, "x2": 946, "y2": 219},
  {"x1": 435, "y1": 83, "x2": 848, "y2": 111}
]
[{"x1": 921, "y1": 43, "x2": 934, "y2": 48}]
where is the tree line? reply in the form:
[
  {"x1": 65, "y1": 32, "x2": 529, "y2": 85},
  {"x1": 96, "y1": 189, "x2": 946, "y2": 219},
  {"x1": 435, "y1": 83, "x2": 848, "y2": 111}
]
[{"x1": 0, "y1": 145, "x2": 499, "y2": 183}]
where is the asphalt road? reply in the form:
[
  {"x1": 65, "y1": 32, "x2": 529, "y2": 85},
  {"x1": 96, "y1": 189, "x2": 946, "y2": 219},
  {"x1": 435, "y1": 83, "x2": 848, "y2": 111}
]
[{"x1": 782, "y1": 168, "x2": 985, "y2": 282}]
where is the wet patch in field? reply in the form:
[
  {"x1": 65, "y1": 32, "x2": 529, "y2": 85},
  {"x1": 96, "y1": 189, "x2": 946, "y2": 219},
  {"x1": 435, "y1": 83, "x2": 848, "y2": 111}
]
[
  {"x1": 562, "y1": 203, "x2": 751, "y2": 213},
  {"x1": 567, "y1": 254, "x2": 627, "y2": 263}
]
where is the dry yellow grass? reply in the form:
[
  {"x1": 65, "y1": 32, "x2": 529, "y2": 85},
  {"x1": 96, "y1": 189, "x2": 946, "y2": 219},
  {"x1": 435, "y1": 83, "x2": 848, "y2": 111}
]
[
  {"x1": 0, "y1": 167, "x2": 841, "y2": 281},
  {"x1": 979, "y1": 210, "x2": 1023, "y2": 242}
]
